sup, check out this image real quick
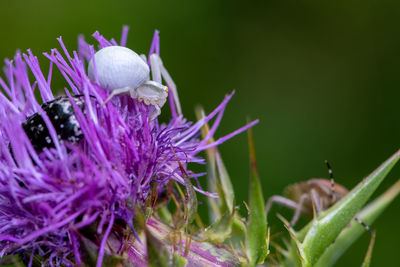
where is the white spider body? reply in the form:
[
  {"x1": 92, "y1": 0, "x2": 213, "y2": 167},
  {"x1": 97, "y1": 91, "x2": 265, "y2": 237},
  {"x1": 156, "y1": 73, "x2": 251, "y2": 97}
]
[{"x1": 88, "y1": 46, "x2": 168, "y2": 119}]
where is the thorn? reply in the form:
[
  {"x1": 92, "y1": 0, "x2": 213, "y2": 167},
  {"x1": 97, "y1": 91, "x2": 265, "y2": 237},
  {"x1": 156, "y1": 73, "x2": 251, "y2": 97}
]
[
  {"x1": 276, "y1": 213, "x2": 291, "y2": 228},
  {"x1": 240, "y1": 241, "x2": 249, "y2": 263},
  {"x1": 228, "y1": 241, "x2": 241, "y2": 261},
  {"x1": 183, "y1": 232, "x2": 192, "y2": 258},
  {"x1": 362, "y1": 230, "x2": 376, "y2": 266},
  {"x1": 311, "y1": 197, "x2": 317, "y2": 220},
  {"x1": 243, "y1": 201, "x2": 250, "y2": 216},
  {"x1": 266, "y1": 227, "x2": 271, "y2": 255}
]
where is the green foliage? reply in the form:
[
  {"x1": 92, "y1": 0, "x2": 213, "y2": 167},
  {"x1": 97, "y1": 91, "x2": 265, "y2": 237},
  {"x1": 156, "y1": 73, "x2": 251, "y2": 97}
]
[
  {"x1": 136, "y1": 131, "x2": 400, "y2": 267},
  {"x1": 299, "y1": 150, "x2": 400, "y2": 266},
  {"x1": 245, "y1": 128, "x2": 268, "y2": 266},
  {"x1": 279, "y1": 150, "x2": 400, "y2": 267},
  {"x1": 315, "y1": 179, "x2": 400, "y2": 267},
  {"x1": 9, "y1": 133, "x2": 400, "y2": 267},
  {"x1": 146, "y1": 226, "x2": 187, "y2": 267}
]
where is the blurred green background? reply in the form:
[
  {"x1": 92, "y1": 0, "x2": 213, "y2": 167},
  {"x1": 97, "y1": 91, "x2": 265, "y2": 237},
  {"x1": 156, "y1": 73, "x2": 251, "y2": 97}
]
[{"x1": 1, "y1": 0, "x2": 399, "y2": 266}]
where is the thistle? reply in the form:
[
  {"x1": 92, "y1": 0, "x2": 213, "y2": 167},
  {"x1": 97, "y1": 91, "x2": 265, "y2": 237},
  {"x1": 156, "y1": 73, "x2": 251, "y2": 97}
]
[{"x1": 0, "y1": 26, "x2": 398, "y2": 267}]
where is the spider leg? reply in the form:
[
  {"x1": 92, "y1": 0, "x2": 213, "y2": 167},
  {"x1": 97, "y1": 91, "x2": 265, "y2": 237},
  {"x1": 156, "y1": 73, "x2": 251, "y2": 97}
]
[
  {"x1": 139, "y1": 54, "x2": 147, "y2": 63},
  {"x1": 149, "y1": 53, "x2": 182, "y2": 115},
  {"x1": 149, "y1": 54, "x2": 162, "y2": 84},
  {"x1": 150, "y1": 104, "x2": 161, "y2": 121},
  {"x1": 135, "y1": 81, "x2": 168, "y2": 120},
  {"x1": 101, "y1": 87, "x2": 132, "y2": 108}
]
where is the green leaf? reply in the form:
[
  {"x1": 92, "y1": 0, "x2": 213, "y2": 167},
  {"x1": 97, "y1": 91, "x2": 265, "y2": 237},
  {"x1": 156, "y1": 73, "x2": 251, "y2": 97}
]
[
  {"x1": 201, "y1": 199, "x2": 236, "y2": 243},
  {"x1": 215, "y1": 150, "x2": 235, "y2": 213},
  {"x1": 147, "y1": 217, "x2": 241, "y2": 266},
  {"x1": 146, "y1": 228, "x2": 171, "y2": 267},
  {"x1": 146, "y1": 226, "x2": 187, "y2": 267},
  {"x1": 0, "y1": 255, "x2": 24, "y2": 267},
  {"x1": 300, "y1": 150, "x2": 400, "y2": 266},
  {"x1": 80, "y1": 236, "x2": 99, "y2": 266},
  {"x1": 314, "y1": 179, "x2": 400, "y2": 267},
  {"x1": 200, "y1": 152, "x2": 238, "y2": 243},
  {"x1": 172, "y1": 253, "x2": 188, "y2": 267},
  {"x1": 172, "y1": 151, "x2": 198, "y2": 228},
  {"x1": 80, "y1": 235, "x2": 124, "y2": 267},
  {"x1": 181, "y1": 165, "x2": 198, "y2": 225},
  {"x1": 245, "y1": 127, "x2": 267, "y2": 266},
  {"x1": 158, "y1": 205, "x2": 173, "y2": 225},
  {"x1": 205, "y1": 144, "x2": 221, "y2": 222}
]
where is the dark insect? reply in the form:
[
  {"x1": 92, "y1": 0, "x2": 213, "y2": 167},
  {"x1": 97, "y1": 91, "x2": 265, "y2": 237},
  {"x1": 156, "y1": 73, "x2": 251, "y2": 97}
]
[{"x1": 22, "y1": 95, "x2": 85, "y2": 153}]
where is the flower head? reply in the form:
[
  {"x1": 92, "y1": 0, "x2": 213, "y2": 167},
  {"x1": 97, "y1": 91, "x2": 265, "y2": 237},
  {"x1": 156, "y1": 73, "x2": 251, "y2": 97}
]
[{"x1": 0, "y1": 27, "x2": 257, "y2": 265}]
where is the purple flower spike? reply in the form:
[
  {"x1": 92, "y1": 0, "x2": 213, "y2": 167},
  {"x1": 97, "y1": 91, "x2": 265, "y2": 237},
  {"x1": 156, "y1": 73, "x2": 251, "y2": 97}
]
[{"x1": 0, "y1": 27, "x2": 257, "y2": 266}]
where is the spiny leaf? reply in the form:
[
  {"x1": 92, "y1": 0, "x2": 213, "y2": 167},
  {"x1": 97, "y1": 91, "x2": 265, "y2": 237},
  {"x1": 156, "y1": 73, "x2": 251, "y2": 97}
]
[
  {"x1": 215, "y1": 150, "x2": 235, "y2": 213},
  {"x1": 314, "y1": 179, "x2": 400, "y2": 267},
  {"x1": 172, "y1": 253, "x2": 188, "y2": 267},
  {"x1": 146, "y1": 225, "x2": 187, "y2": 267},
  {"x1": 158, "y1": 205, "x2": 173, "y2": 225},
  {"x1": 80, "y1": 236, "x2": 99, "y2": 266},
  {"x1": 201, "y1": 199, "x2": 236, "y2": 243},
  {"x1": 205, "y1": 145, "x2": 221, "y2": 221},
  {"x1": 245, "y1": 127, "x2": 267, "y2": 266},
  {"x1": 146, "y1": 228, "x2": 171, "y2": 267},
  {"x1": 170, "y1": 145, "x2": 198, "y2": 229},
  {"x1": 300, "y1": 150, "x2": 400, "y2": 266},
  {"x1": 178, "y1": 156, "x2": 197, "y2": 226},
  {"x1": 229, "y1": 215, "x2": 247, "y2": 251},
  {"x1": 80, "y1": 235, "x2": 124, "y2": 267},
  {"x1": 147, "y1": 217, "x2": 241, "y2": 266},
  {"x1": 0, "y1": 255, "x2": 24, "y2": 267}
]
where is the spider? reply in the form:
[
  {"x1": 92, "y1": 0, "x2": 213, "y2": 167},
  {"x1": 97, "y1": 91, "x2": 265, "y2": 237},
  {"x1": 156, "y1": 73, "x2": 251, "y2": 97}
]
[{"x1": 88, "y1": 46, "x2": 169, "y2": 120}]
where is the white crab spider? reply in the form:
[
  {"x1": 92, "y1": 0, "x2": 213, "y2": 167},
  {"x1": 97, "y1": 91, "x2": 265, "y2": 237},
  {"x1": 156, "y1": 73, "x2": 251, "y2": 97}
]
[{"x1": 88, "y1": 46, "x2": 169, "y2": 119}]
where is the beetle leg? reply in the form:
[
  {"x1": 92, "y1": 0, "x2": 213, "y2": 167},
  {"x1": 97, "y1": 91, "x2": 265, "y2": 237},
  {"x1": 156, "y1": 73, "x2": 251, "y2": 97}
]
[
  {"x1": 265, "y1": 196, "x2": 299, "y2": 216},
  {"x1": 290, "y1": 194, "x2": 309, "y2": 227}
]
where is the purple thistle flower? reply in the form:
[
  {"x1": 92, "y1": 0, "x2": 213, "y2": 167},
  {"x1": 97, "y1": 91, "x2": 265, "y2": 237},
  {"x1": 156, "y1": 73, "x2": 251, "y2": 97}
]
[{"x1": 0, "y1": 27, "x2": 258, "y2": 266}]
